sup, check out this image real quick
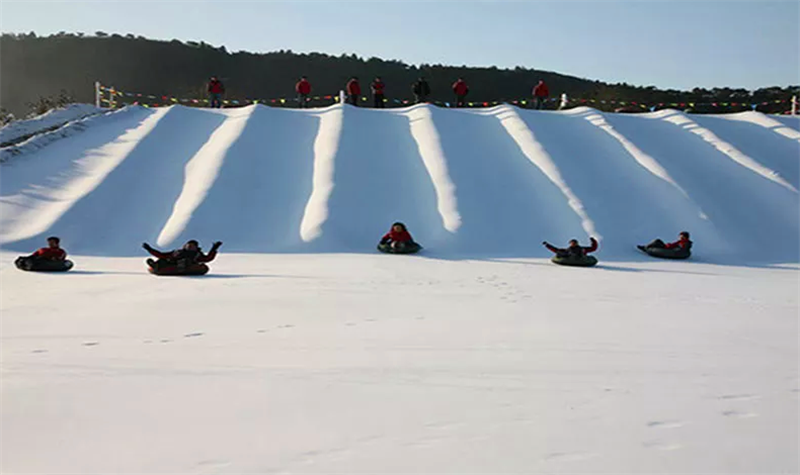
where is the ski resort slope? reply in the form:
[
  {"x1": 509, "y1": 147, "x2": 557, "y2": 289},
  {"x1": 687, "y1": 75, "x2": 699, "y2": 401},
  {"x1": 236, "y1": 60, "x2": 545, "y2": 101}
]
[
  {"x1": 1, "y1": 103, "x2": 798, "y2": 263},
  {"x1": 1, "y1": 104, "x2": 798, "y2": 474}
]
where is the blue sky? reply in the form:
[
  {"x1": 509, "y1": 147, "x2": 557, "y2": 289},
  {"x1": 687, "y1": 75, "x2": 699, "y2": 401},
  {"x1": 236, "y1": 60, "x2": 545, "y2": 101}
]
[{"x1": 1, "y1": 0, "x2": 797, "y2": 90}]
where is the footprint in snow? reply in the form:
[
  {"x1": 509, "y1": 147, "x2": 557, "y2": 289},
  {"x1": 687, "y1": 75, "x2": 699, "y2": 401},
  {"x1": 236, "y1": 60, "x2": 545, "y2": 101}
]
[
  {"x1": 643, "y1": 441, "x2": 683, "y2": 451},
  {"x1": 544, "y1": 451, "x2": 599, "y2": 462},
  {"x1": 722, "y1": 410, "x2": 758, "y2": 419},
  {"x1": 82, "y1": 341, "x2": 100, "y2": 347},
  {"x1": 160, "y1": 339, "x2": 172, "y2": 344},
  {"x1": 278, "y1": 324, "x2": 295, "y2": 329},
  {"x1": 31, "y1": 349, "x2": 48, "y2": 354},
  {"x1": 256, "y1": 329, "x2": 268, "y2": 333},
  {"x1": 184, "y1": 332, "x2": 204, "y2": 338},
  {"x1": 719, "y1": 394, "x2": 760, "y2": 401},
  {"x1": 647, "y1": 420, "x2": 686, "y2": 429}
]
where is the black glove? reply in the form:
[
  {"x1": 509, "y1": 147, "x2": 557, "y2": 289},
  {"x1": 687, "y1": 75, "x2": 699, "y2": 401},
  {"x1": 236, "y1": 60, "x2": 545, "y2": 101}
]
[
  {"x1": 142, "y1": 242, "x2": 152, "y2": 250},
  {"x1": 380, "y1": 238, "x2": 389, "y2": 245},
  {"x1": 211, "y1": 241, "x2": 223, "y2": 250},
  {"x1": 542, "y1": 241, "x2": 548, "y2": 246}
]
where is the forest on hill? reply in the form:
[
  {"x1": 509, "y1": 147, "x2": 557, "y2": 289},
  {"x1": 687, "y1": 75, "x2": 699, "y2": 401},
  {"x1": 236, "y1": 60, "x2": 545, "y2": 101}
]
[{"x1": 1, "y1": 32, "x2": 797, "y2": 117}]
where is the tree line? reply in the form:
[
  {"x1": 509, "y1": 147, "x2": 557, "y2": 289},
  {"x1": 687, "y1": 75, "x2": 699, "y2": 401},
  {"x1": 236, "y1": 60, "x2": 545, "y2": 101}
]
[{"x1": 0, "y1": 31, "x2": 797, "y2": 117}]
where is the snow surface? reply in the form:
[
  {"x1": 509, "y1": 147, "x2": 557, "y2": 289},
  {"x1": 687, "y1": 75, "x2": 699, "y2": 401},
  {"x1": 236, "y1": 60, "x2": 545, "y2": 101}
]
[
  {"x1": 1, "y1": 103, "x2": 798, "y2": 473},
  {"x1": 0, "y1": 103, "x2": 103, "y2": 146}
]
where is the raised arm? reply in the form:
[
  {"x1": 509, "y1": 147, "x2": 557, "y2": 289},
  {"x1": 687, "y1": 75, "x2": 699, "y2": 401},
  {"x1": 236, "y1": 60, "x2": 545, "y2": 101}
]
[
  {"x1": 142, "y1": 243, "x2": 171, "y2": 259},
  {"x1": 583, "y1": 237, "x2": 598, "y2": 254},
  {"x1": 197, "y1": 242, "x2": 223, "y2": 263},
  {"x1": 542, "y1": 242, "x2": 563, "y2": 254}
]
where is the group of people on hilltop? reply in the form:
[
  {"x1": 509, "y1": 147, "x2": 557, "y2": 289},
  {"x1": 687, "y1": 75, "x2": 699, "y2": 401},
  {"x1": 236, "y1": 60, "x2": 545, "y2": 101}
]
[{"x1": 207, "y1": 76, "x2": 554, "y2": 110}]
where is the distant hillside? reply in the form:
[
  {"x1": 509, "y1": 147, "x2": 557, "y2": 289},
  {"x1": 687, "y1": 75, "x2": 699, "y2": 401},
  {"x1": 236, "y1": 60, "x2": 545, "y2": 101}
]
[{"x1": 1, "y1": 32, "x2": 797, "y2": 116}]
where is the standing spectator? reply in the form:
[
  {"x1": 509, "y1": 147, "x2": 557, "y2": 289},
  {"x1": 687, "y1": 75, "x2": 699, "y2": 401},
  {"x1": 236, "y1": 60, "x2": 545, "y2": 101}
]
[
  {"x1": 452, "y1": 78, "x2": 469, "y2": 108},
  {"x1": 295, "y1": 76, "x2": 312, "y2": 108},
  {"x1": 532, "y1": 80, "x2": 549, "y2": 110},
  {"x1": 371, "y1": 77, "x2": 386, "y2": 108},
  {"x1": 346, "y1": 77, "x2": 361, "y2": 107},
  {"x1": 559, "y1": 92, "x2": 569, "y2": 110},
  {"x1": 208, "y1": 76, "x2": 225, "y2": 108},
  {"x1": 412, "y1": 77, "x2": 431, "y2": 104}
]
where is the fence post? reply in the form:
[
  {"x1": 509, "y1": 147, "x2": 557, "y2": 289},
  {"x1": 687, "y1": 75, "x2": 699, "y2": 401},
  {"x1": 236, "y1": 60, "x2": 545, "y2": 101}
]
[
  {"x1": 792, "y1": 95, "x2": 797, "y2": 116},
  {"x1": 339, "y1": 90, "x2": 345, "y2": 104},
  {"x1": 95, "y1": 81, "x2": 102, "y2": 108}
]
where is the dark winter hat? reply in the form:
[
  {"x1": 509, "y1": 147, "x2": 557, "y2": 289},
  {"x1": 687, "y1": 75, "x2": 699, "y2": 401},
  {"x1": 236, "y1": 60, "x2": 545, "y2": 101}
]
[
  {"x1": 46, "y1": 236, "x2": 60, "y2": 244},
  {"x1": 185, "y1": 239, "x2": 199, "y2": 246},
  {"x1": 680, "y1": 231, "x2": 690, "y2": 238},
  {"x1": 391, "y1": 222, "x2": 407, "y2": 230}
]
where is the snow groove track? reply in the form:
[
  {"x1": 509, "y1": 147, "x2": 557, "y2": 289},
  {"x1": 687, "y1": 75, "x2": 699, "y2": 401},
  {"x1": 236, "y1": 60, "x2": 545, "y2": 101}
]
[
  {"x1": 167, "y1": 106, "x2": 321, "y2": 252},
  {"x1": 429, "y1": 106, "x2": 585, "y2": 256},
  {"x1": 1, "y1": 103, "x2": 797, "y2": 264},
  {"x1": 309, "y1": 106, "x2": 446, "y2": 251},
  {"x1": 604, "y1": 112, "x2": 799, "y2": 263},
  {"x1": 516, "y1": 108, "x2": 722, "y2": 256}
]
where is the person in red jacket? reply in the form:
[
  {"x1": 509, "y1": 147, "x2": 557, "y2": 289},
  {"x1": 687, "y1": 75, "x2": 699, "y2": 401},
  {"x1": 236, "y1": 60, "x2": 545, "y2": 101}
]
[
  {"x1": 295, "y1": 76, "x2": 312, "y2": 108},
  {"x1": 15, "y1": 236, "x2": 69, "y2": 270},
  {"x1": 143, "y1": 240, "x2": 222, "y2": 271},
  {"x1": 638, "y1": 232, "x2": 692, "y2": 252},
  {"x1": 208, "y1": 76, "x2": 225, "y2": 108},
  {"x1": 543, "y1": 237, "x2": 598, "y2": 258},
  {"x1": 379, "y1": 222, "x2": 416, "y2": 251},
  {"x1": 30, "y1": 236, "x2": 67, "y2": 261},
  {"x1": 452, "y1": 78, "x2": 469, "y2": 108},
  {"x1": 532, "y1": 80, "x2": 549, "y2": 110},
  {"x1": 371, "y1": 77, "x2": 386, "y2": 108},
  {"x1": 346, "y1": 77, "x2": 361, "y2": 107}
]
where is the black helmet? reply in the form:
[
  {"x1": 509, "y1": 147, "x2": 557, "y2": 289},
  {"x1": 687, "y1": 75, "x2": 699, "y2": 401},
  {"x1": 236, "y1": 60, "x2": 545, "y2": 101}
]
[
  {"x1": 391, "y1": 222, "x2": 407, "y2": 231},
  {"x1": 46, "y1": 236, "x2": 60, "y2": 244}
]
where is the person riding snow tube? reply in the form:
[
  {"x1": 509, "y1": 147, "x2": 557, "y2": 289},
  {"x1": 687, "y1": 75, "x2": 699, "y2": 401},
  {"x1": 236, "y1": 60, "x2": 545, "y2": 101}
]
[
  {"x1": 378, "y1": 222, "x2": 422, "y2": 254},
  {"x1": 638, "y1": 232, "x2": 692, "y2": 260},
  {"x1": 543, "y1": 237, "x2": 599, "y2": 267},
  {"x1": 143, "y1": 240, "x2": 222, "y2": 276},
  {"x1": 15, "y1": 236, "x2": 74, "y2": 272}
]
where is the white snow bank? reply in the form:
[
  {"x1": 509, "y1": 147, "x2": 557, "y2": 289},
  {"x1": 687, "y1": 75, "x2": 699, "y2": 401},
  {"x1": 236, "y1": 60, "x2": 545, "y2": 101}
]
[
  {"x1": 0, "y1": 103, "x2": 103, "y2": 146},
  {"x1": 1, "y1": 253, "x2": 797, "y2": 474}
]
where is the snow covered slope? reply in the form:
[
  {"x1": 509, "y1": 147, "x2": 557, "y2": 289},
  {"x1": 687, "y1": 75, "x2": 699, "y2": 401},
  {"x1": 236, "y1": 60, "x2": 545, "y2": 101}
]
[
  {"x1": 1, "y1": 103, "x2": 796, "y2": 263},
  {"x1": 1, "y1": 104, "x2": 798, "y2": 474},
  {"x1": 0, "y1": 103, "x2": 103, "y2": 146}
]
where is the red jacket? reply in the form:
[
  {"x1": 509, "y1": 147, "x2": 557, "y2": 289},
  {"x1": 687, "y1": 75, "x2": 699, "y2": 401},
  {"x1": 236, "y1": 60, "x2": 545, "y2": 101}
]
[
  {"x1": 208, "y1": 80, "x2": 224, "y2": 94},
  {"x1": 347, "y1": 79, "x2": 361, "y2": 96},
  {"x1": 665, "y1": 237, "x2": 692, "y2": 249},
  {"x1": 452, "y1": 80, "x2": 469, "y2": 96},
  {"x1": 371, "y1": 80, "x2": 385, "y2": 95},
  {"x1": 545, "y1": 237, "x2": 598, "y2": 256},
  {"x1": 33, "y1": 247, "x2": 67, "y2": 260},
  {"x1": 381, "y1": 229, "x2": 413, "y2": 243},
  {"x1": 533, "y1": 82, "x2": 549, "y2": 98},
  {"x1": 296, "y1": 79, "x2": 311, "y2": 95}
]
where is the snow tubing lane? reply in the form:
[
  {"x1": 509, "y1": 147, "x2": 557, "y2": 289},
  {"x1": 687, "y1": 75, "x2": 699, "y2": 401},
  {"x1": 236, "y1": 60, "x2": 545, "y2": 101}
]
[
  {"x1": 148, "y1": 263, "x2": 210, "y2": 276},
  {"x1": 640, "y1": 246, "x2": 691, "y2": 260},
  {"x1": 377, "y1": 242, "x2": 422, "y2": 254},
  {"x1": 551, "y1": 255, "x2": 598, "y2": 267},
  {"x1": 15, "y1": 257, "x2": 74, "y2": 272}
]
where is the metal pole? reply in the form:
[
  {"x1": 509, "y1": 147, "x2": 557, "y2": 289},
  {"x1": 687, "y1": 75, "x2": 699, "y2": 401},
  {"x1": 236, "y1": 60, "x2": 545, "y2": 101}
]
[
  {"x1": 95, "y1": 81, "x2": 101, "y2": 108},
  {"x1": 792, "y1": 95, "x2": 797, "y2": 116}
]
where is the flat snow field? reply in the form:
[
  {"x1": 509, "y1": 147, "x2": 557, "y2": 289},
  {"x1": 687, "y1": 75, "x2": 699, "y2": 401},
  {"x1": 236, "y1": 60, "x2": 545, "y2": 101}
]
[{"x1": 1, "y1": 252, "x2": 797, "y2": 474}]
